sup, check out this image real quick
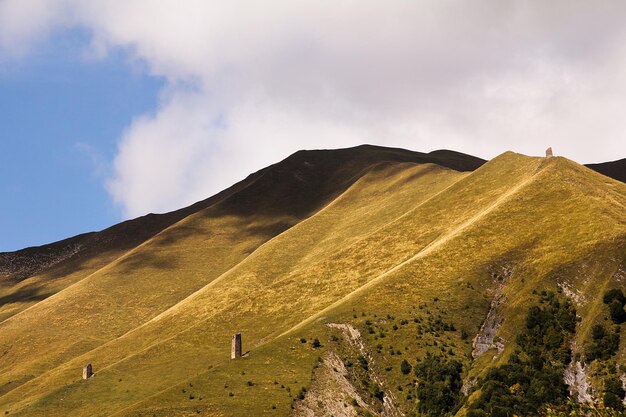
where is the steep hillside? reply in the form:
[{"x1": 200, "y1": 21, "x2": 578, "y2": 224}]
[
  {"x1": 0, "y1": 145, "x2": 484, "y2": 323},
  {"x1": 0, "y1": 147, "x2": 625, "y2": 417}
]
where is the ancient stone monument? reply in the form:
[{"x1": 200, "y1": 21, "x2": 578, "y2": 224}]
[
  {"x1": 231, "y1": 333, "x2": 242, "y2": 359},
  {"x1": 546, "y1": 147, "x2": 553, "y2": 158},
  {"x1": 83, "y1": 364, "x2": 93, "y2": 379}
]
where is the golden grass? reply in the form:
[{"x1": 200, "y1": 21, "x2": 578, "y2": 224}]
[{"x1": 0, "y1": 152, "x2": 624, "y2": 416}]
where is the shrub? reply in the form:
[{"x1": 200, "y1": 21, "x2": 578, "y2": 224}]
[
  {"x1": 603, "y1": 376, "x2": 625, "y2": 411},
  {"x1": 603, "y1": 289, "x2": 626, "y2": 305},
  {"x1": 608, "y1": 300, "x2": 626, "y2": 324},
  {"x1": 603, "y1": 289, "x2": 626, "y2": 324},
  {"x1": 400, "y1": 359, "x2": 412, "y2": 375},
  {"x1": 414, "y1": 353, "x2": 463, "y2": 416},
  {"x1": 357, "y1": 355, "x2": 369, "y2": 371},
  {"x1": 369, "y1": 383, "x2": 384, "y2": 401},
  {"x1": 311, "y1": 338, "x2": 321, "y2": 348},
  {"x1": 585, "y1": 324, "x2": 620, "y2": 362}
]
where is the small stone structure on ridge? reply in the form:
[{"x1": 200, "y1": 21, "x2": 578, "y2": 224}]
[
  {"x1": 231, "y1": 333, "x2": 242, "y2": 359},
  {"x1": 83, "y1": 364, "x2": 94, "y2": 379},
  {"x1": 546, "y1": 147, "x2": 553, "y2": 158}
]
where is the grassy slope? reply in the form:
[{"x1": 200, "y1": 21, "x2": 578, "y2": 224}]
[
  {"x1": 0, "y1": 145, "x2": 484, "y2": 325},
  {"x1": 0, "y1": 164, "x2": 266, "y2": 323},
  {"x1": 1, "y1": 151, "x2": 625, "y2": 416},
  {"x1": 0, "y1": 161, "x2": 466, "y2": 415},
  {"x1": 0, "y1": 146, "x2": 480, "y2": 414},
  {"x1": 120, "y1": 155, "x2": 625, "y2": 416}
]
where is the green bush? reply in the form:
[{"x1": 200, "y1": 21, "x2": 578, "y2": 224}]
[
  {"x1": 603, "y1": 289, "x2": 626, "y2": 305},
  {"x1": 603, "y1": 376, "x2": 625, "y2": 412},
  {"x1": 400, "y1": 359, "x2": 412, "y2": 375},
  {"x1": 369, "y1": 383, "x2": 384, "y2": 401},
  {"x1": 414, "y1": 353, "x2": 463, "y2": 416},
  {"x1": 357, "y1": 355, "x2": 369, "y2": 371},
  {"x1": 608, "y1": 300, "x2": 626, "y2": 324},
  {"x1": 585, "y1": 324, "x2": 620, "y2": 362},
  {"x1": 603, "y1": 289, "x2": 626, "y2": 324}
]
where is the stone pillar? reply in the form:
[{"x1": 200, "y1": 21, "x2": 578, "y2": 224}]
[
  {"x1": 231, "y1": 333, "x2": 242, "y2": 359},
  {"x1": 83, "y1": 364, "x2": 93, "y2": 379},
  {"x1": 546, "y1": 147, "x2": 553, "y2": 158}
]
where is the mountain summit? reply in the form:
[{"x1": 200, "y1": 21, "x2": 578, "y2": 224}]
[{"x1": 0, "y1": 146, "x2": 625, "y2": 416}]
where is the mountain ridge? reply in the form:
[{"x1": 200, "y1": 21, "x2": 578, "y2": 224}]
[{"x1": 0, "y1": 146, "x2": 625, "y2": 416}]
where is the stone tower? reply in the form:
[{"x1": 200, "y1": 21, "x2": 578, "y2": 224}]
[
  {"x1": 231, "y1": 333, "x2": 242, "y2": 359},
  {"x1": 546, "y1": 147, "x2": 553, "y2": 158},
  {"x1": 83, "y1": 364, "x2": 93, "y2": 379}
]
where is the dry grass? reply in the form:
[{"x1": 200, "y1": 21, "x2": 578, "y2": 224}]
[{"x1": 0, "y1": 151, "x2": 624, "y2": 416}]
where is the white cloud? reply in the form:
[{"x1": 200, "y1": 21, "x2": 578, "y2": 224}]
[{"x1": 2, "y1": 1, "x2": 626, "y2": 217}]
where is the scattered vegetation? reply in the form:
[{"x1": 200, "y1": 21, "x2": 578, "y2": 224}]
[
  {"x1": 542, "y1": 402, "x2": 626, "y2": 416},
  {"x1": 585, "y1": 324, "x2": 620, "y2": 362},
  {"x1": 602, "y1": 376, "x2": 625, "y2": 412},
  {"x1": 603, "y1": 288, "x2": 626, "y2": 324},
  {"x1": 3, "y1": 151, "x2": 626, "y2": 416},
  {"x1": 400, "y1": 359, "x2": 412, "y2": 375},
  {"x1": 414, "y1": 353, "x2": 464, "y2": 416},
  {"x1": 467, "y1": 292, "x2": 577, "y2": 417}
]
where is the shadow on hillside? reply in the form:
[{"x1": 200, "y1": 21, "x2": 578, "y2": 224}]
[
  {"x1": 149, "y1": 213, "x2": 296, "y2": 249},
  {"x1": 0, "y1": 285, "x2": 52, "y2": 307},
  {"x1": 115, "y1": 250, "x2": 180, "y2": 274}
]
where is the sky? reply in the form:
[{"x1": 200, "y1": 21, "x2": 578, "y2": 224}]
[{"x1": 1, "y1": 1, "x2": 626, "y2": 251}]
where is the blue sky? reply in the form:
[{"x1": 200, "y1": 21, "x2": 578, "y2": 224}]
[
  {"x1": 0, "y1": 30, "x2": 162, "y2": 251},
  {"x1": 1, "y1": 2, "x2": 626, "y2": 253}
]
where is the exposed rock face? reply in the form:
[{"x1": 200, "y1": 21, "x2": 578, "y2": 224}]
[
  {"x1": 326, "y1": 323, "x2": 403, "y2": 417},
  {"x1": 231, "y1": 333, "x2": 242, "y2": 359},
  {"x1": 564, "y1": 357, "x2": 593, "y2": 403},
  {"x1": 461, "y1": 377, "x2": 478, "y2": 397},
  {"x1": 558, "y1": 282, "x2": 586, "y2": 307},
  {"x1": 471, "y1": 266, "x2": 512, "y2": 359},
  {"x1": 292, "y1": 351, "x2": 374, "y2": 417},
  {"x1": 82, "y1": 364, "x2": 93, "y2": 380},
  {"x1": 472, "y1": 293, "x2": 505, "y2": 359}
]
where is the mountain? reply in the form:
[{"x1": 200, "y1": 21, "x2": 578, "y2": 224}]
[
  {"x1": 0, "y1": 146, "x2": 624, "y2": 417},
  {"x1": 586, "y1": 158, "x2": 626, "y2": 185}
]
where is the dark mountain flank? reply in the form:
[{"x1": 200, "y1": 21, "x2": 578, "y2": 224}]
[
  {"x1": 0, "y1": 145, "x2": 625, "y2": 417},
  {"x1": 586, "y1": 157, "x2": 626, "y2": 185},
  {"x1": 0, "y1": 145, "x2": 484, "y2": 284}
]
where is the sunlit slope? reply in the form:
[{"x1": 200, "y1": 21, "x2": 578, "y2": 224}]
[
  {"x1": 116, "y1": 155, "x2": 625, "y2": 417},
  {"x1": 0, "y1": 152, "x2": 540, "y2": 415},
  {"x1": 0, "y1": 145, "x2": 484, "y2": 326},
  {"x1": 0, "y1": 159, "x2": 467, "y2": 415},
  {"x1": 2, "y1": 152, "x2": 625, "y2": 416},
  {"x1": 0, "y1": 163, "x2": 265, "y2": 323},
  {"x1": 0, "y1": 146, "x2": 483, "y2": 414}
]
